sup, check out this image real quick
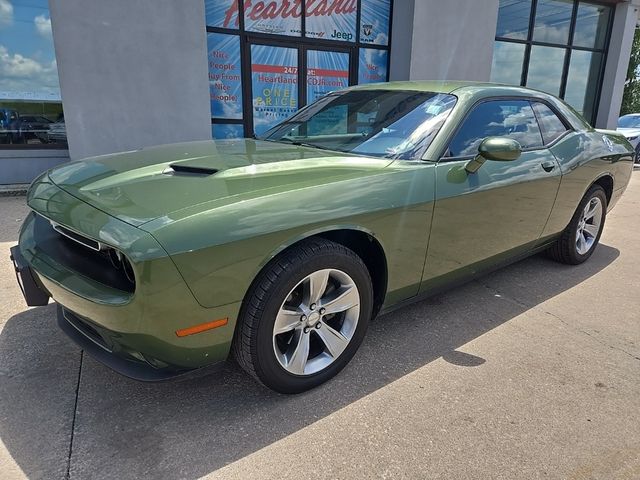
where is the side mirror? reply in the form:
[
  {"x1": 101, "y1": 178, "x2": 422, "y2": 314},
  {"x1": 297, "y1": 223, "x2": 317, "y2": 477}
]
[{"x1": 465, "y1": 137, "x2": 522, "y2": 174}]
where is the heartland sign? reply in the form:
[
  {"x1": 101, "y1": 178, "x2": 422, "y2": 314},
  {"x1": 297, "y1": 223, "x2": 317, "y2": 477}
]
[{"x1": 222, "y1": 0, "x2": 357, "y2": 28}]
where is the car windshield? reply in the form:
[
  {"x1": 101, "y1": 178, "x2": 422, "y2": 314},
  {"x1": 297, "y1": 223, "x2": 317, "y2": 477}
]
[
  {"x1": 618, "y1": 115, "x2": 640, "y2": 128},
  {"x1": 261, "y1": 89, "x2": 457, "y2": 160}
]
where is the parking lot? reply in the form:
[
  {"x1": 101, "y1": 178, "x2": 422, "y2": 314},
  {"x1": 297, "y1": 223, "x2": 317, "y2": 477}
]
[{"x1": 0, "y1": 172, "x2": 638, "y2": 480}]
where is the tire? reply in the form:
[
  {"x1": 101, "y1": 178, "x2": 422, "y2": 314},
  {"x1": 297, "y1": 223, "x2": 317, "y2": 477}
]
[
  {"x1": 547, "y1": 185, "x2": 607, "y2": 265},
  {"x1": 233, "y1": 238, "x2": 373, "y2": 393}
]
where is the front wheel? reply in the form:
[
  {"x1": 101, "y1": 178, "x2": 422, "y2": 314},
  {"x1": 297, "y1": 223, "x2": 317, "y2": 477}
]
[
  {"x1": 233, "y1": 238, "x2": 373, "y2": 393},
  {"x1": 547, "y1": 184, "x2": 607, "y2": 265}
]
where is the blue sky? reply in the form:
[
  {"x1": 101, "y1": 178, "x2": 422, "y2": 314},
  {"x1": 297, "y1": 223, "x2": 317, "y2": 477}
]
[{"x1": 0, "y1": 0, "x2": 61, "y2": 100}]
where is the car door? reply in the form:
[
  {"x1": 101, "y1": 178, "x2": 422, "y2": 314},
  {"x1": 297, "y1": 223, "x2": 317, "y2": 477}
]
[{"x1": 420, "y1": 98, "x2": 564, "y2": 293}]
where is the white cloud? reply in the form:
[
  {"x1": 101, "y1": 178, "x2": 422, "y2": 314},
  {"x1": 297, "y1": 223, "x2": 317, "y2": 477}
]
[
  {"x1": 0, "y1": 0, "x2": 13, "y2": 28},
  {"x1": 34, "y1": 14, "x2": 52, "y2": 38},
  {"x1": 0, "y1": 44, "x2": 60, "y2": 95}
]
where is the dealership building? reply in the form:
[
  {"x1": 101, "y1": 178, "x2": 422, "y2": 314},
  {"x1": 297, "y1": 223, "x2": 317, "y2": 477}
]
[{"x1": 1, "y1": 0, "x2": 638, "y2": 185}]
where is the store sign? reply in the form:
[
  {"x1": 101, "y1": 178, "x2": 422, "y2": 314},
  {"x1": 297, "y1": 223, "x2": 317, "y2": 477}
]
[
  {"x1": 360, "y1": 0, "x2": 390, "y2": 45},
  {"x1": 358, "y1": 48, "x2": 388, "y2": 84},
  {"x1": 208, "y1": 33, "x2": 243, "y2": 119},
  {"x1": 251, "y1": 45, "x2": 298, "y2": 134},
  {"x1": 307, "y1": 50, "x2": 349, "y2": 104},
  {"x1": 205, "y1": 0, "x2": 239, "y2": 28},
  {"x1": 305, "y1": 0, "x2": 357, "y2": 41}
]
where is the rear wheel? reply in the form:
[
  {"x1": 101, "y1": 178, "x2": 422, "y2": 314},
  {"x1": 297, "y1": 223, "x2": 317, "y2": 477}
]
[
  {"x1": 233, "y1": 238, "x2": 373, "y2": 393},
  {"x1": 547, "y1": 185, "x2": 607, "y2": 265}
]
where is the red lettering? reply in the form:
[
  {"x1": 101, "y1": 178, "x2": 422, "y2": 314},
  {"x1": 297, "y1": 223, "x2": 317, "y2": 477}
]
[{"x1": 223, "y1": 0, "x2": 355, "y2": 28}]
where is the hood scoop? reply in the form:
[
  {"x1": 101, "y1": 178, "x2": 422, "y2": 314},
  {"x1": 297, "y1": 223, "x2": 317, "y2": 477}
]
[{"x1": 164, "y1": 164, "x2": 219, "y2": 177}]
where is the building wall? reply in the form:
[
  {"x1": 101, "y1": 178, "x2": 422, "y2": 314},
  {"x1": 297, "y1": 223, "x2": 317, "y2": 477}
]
[
  {"x1": 390, "y1": 0, "x2": 500, "y2": 82},
  {"x1": 49, "y1": 0, "x2": 211, "y2": 160},
  {"x1": 597, "y1": 0, "x2": 640, "y2": 129}
]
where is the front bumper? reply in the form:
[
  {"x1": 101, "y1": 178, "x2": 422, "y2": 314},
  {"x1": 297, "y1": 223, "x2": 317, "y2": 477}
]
[{"x1": 12, "y1": 175, "x2": 242, "y2": 380}]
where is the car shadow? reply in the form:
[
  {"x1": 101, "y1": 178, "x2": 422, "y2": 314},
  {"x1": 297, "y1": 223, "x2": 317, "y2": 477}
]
[{"x1": 0, "y1": 245, "x2": 620, "y2": 479}]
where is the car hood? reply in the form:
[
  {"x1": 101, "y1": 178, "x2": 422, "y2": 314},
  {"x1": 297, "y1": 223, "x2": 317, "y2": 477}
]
[
  {"x1": 616, "y1": 127, "x2": 640, "y2": 138},
  {"x1": 47, "y1": 139, "x2": 393, "y2": 226}
]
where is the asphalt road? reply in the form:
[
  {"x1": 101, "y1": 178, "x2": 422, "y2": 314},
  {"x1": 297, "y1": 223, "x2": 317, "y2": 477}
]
[{"x1": 0, "y1": 172, "x2": 639, "y2": 480}]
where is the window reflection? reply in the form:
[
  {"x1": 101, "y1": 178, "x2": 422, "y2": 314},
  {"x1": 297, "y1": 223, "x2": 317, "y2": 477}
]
[
  {"x1": 496, "y1": 0, "x2": 532, "y2": 40},
  {"x1": 448, "y1": 101, "x2": 543, "y2": 157},
  {"x1": 533, "y1": 0, "x2": 573, "y2": 45},
  {"x1": 0, "y1": 0, "x2": 65, "y2": 149},
  {"x1": 526, "y1": 45, "x2": 566, "y2": 96},
  {"x1": 573, "y1": 3, "x2": 610, "y2": 49},
  {"x1": 565, "y1": 50, "x2": 602, "y2": 120},
  {"x1": 491, "y1": 41, "x2": 525, "y2": 85}
]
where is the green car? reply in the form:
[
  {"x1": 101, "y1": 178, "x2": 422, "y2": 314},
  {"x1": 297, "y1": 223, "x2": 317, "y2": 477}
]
[{"x1": 10, "y1": 82, "x2": 634, "y2": 393}]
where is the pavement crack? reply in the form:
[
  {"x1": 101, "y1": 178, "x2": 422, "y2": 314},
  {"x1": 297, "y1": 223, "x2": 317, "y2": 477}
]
[{"x1": 65, "y1": 349, "x2": 83, "y2": 480}]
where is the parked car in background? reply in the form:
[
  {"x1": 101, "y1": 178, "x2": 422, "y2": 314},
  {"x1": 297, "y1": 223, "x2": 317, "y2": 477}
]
[
  {"x1": 20, "y1": 115, "x2": 53, "y2": 143},
  {"x1": 617, "y1": 114, "x2": 640, "y2": 164},
  {"x1": 0, "y1": 108, "x2": 23, "y2": 144},
  {"x1": 10, "y1": 82, "x2": 635, "y2": 393},
  {"x1": 47, "y1": 117, "x2": 67, "y2": 144}
]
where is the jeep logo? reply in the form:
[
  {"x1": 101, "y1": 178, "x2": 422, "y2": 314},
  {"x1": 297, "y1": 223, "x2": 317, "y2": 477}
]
[{"x1": 331, "y1": 29, "x2": 353, "y2": 41}]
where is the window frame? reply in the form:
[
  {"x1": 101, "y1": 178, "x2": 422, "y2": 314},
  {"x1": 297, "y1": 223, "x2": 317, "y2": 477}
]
[
  {"x1": 492, "y1": 0, "x2": 614, "y2": 125},
  {"x1": 438, "y1": 95, "x2": 574, "y2": 162}
]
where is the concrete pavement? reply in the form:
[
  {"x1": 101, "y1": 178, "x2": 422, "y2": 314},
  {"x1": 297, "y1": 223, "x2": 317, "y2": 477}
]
[{"x1": 0, "y1": 173, "x2": 639, "y2": 479}]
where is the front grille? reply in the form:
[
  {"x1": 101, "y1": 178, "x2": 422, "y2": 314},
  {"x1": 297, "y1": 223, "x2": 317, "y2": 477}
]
[{"x1": 33, "y1": 213, "x2": 136, "y2": 293}]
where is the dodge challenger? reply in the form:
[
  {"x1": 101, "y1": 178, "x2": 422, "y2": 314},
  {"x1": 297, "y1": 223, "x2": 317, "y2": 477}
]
[{"x1": 10, "y1": 82, "x2": 634, "y2": 393}]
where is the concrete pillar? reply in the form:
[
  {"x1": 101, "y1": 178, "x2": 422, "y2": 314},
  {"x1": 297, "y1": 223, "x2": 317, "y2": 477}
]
[
  {"x1": 49, "y1": 0, "x2": 212, "y2": 160},
  {"x1": 596, "y1": 0, "x2": 640, "y2": 129},
  {"x1": 390, "y1": 0, "x2": 500, "y2": 82}
]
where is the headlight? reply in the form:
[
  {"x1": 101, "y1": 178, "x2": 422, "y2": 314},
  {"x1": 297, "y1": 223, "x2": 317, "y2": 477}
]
[
  {"x1": 108, "y1": 247, "x2": 136, "y2": 284},
  {"x1": 627, "y1": 136, "x2": 638, "y2": 141}
]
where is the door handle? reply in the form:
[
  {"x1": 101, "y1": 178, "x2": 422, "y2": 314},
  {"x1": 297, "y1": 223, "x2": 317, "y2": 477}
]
[{"x1": 541, "y1": 161, "x2": 556, "y2": 173}]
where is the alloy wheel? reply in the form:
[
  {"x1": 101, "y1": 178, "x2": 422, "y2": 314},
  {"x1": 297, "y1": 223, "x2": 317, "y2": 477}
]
[
  {"x1": 575, "y1": 196, "x2": 603, "y2": 255},
  {"x1": 272, "y1": 269, "x2": 360, "y2": 376}
]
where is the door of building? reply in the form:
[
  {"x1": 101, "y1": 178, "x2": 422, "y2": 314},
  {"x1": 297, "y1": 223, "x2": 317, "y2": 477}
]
[{"x1": 247, "y1": 38, "x2": 356, "y2": 136}]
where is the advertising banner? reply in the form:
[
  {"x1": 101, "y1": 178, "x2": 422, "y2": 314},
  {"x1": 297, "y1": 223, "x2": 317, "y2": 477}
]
[
  {"x1": 245, "y1": 0, "x2": 302, "y2": 36},
  {"x1": 306, "y1": 50, "x2": 349, "y2": 104},
  {"x1": 358, "y1": 48, "x2": 388, "y2": 84},
  {"x1": 305, "y1": 0, "x2": 357, "y2": 42},
  {"x1": 212, "y1": 124, "x2": 245, "y2": 139},
  {"x1": 205, "y1": 0, "x2": 239, "y2": 29},
  {"x1": 251, "y1": 45, "x2": 299, "y2": 135},
  {"x1": 208, "y1": 33, "x2": 243, "y2": 119},
  {"x1": 360, "y1": 0, "x2": 391, "y2": 45}
]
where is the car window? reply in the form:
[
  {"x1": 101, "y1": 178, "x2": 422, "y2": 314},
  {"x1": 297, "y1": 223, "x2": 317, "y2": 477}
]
[
  {"x1": 532, "y1": 102, "x2": 569, "y2": 144},
  {"x1": 447, "y1": 100, "x2": 544, "y2": 157},
  {"x1": 262, "y1": 90, "x2": 457, "y2": 160},
  {"x1": 617, "y1": 115, "x2": 640, "y2": 128}
]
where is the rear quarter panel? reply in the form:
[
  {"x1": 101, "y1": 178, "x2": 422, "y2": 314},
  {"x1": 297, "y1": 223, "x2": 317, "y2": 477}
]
[{"x1": 542, "y1": 130, "x2": 633, "y2": 237}]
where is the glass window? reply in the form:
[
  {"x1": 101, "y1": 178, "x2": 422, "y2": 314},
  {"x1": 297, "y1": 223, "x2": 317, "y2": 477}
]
[
  {"x1": 208, "y1": 33, "x2": 242, "y2": 119},
  {"x1": 573, "y1": 3, "x2": 611, "y2": 49},
  {"x1": 262, "y1": 90, "x2": 457, "y2": 160},
  {"x1": 360, "y1": 0, "x2": 391, "y2": 45},
  {"x1": 564, "y1": 50, "x2": 602, "y2": 121},
  {"x1": 205, "y1": 0, "x2": 239, "y2": 29},
  {"x1": 305, "y1": 0, "x2": 356, "y2": 41},
  {"x1": 526, "y1": 45, "x2": 566, "y2": 96},
  {"x1": 0, "y1": 0, "x2": 65, "y2": 148},
  {"x1": 490, "y1": 41, "x2": 525, "y2": 85},
  {"x1": 532, "y1": 102, "x2": 568, "y2": 144},
  {"x1": 307, "y1": 50, "x2": 350, "y2": 104},
  {"x1": 448, "y1": 100, "x2": 543, "y2": 157},
  {"x1": 358, "y1": 49, "x2": 388, "y2": 84},
  {"x1": 496, "y1": 0, "x2": 532, "y2": 40},
  {"x1": 251, "y1": 45, "x2": 299, "y2": 135},
  {"x1": 244, "y1": 0, "x2": 302, "y2": 36},
  {"x1": 212, "y1": 123, "x2": 244, "y2": 139},
  {"x1": 532, "y1": 0, "x2": 573, "y2": 44}
]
